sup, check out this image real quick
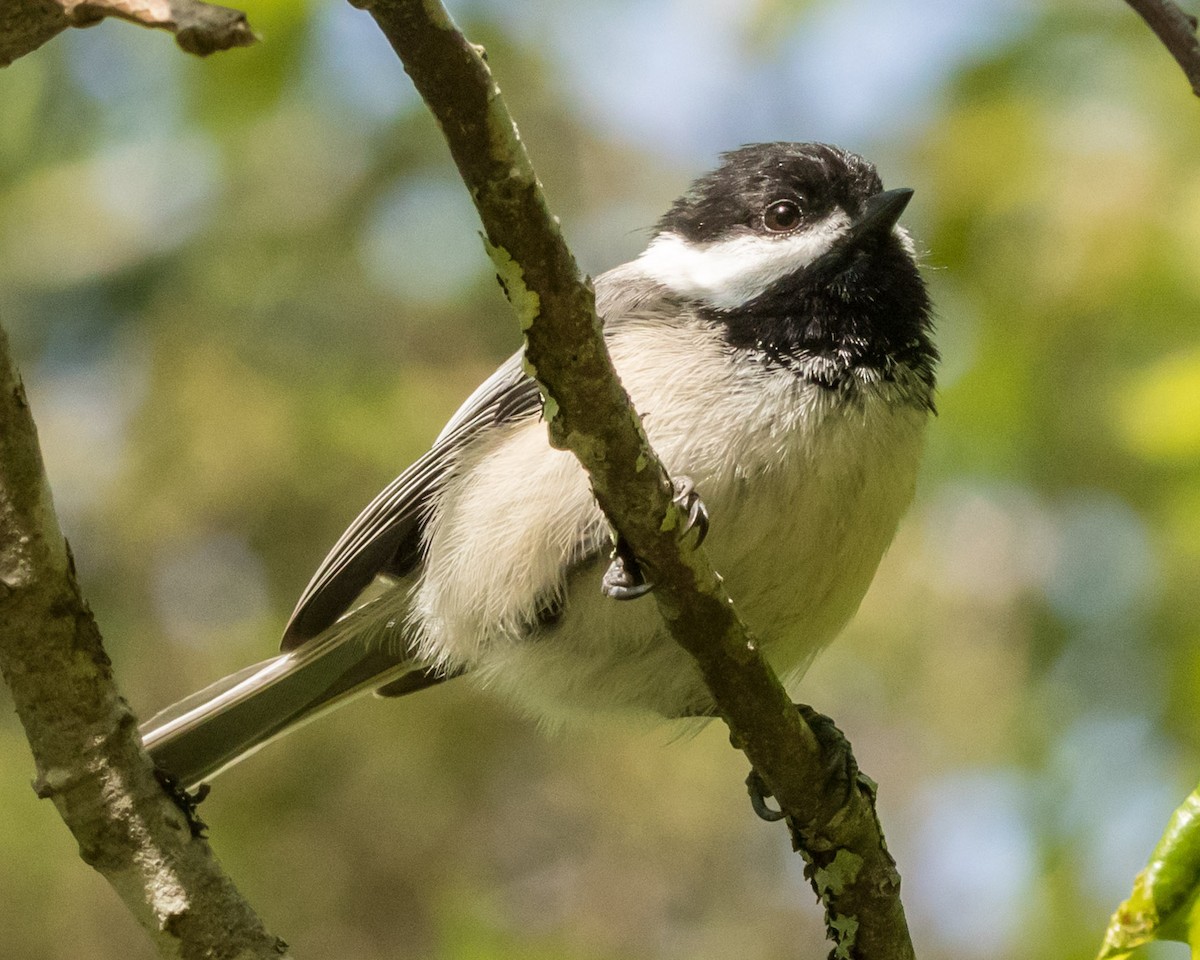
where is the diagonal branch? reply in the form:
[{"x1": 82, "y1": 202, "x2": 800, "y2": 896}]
[
  {"x1": 0, "y1": 325, "x2": 289, "y2": 960},
  {"x1": 0, "y1": 0, "x2": 255, "y2": 67},
  {"x1": 354, "y1": 1, "x2": 914, "y2": 957},
  {"x1": 1124, "y1": 0, "x2": 1200, "y2": 96}
]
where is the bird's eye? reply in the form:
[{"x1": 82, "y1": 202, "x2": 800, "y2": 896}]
[{"x1": 762, "y1": 199, "x2": 802, "y2": 233}]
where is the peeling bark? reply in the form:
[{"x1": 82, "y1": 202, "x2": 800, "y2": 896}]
[{"x1": 0, "y1": 0, "x2": 255, "y2": 67}]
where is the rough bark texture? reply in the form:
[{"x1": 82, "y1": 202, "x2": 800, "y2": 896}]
[
  {"x1": 0, "y1": 0, "x2": 255, "y2": 66},
  {"x1": 0, "y1": 325, "x2": 289, "y2": 960},
  {"x1": 356, "y1": 1, "x2": 915, "y2": 957},
  {"x1": 1125, "y1": 0, "x2": 1200, "y2": 96}
]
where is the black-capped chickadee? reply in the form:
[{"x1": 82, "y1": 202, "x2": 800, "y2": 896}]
[{"x1": 142, "y1": 142, "x2": 937, "y2": 789}]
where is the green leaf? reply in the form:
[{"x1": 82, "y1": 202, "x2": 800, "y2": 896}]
[{"x1": 1097, "y1": 785, "x2": 1200, "y2": 959}]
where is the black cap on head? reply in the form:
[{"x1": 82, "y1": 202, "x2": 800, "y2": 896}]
[{"x1": 657, "y1": 143, "x2": 886, "y2": 243}]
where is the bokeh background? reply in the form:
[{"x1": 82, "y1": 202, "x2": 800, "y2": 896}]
[{"x1": 2, "y1": 0, "x2": 1199, "y2": 957}]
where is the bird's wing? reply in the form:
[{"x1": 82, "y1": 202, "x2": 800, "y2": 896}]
[
  {"x1": 280, "y1": 351, "x2": 542, "y2": 649},
  {"x1": 278, "y1": 265, "x2": 667, "y2": 651}
]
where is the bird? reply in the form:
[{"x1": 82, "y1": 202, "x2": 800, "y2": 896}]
[{"x1": 141, "y1": 142, "x2": 938, "y2": 791}]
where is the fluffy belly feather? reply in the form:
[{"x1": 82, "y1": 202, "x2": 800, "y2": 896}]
[{"x1": 411, "y1": 320, "x2": 930, "y2": 725}]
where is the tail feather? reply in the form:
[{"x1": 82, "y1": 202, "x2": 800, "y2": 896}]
[{"x1": 141, "y1": 622, "x2": 438, "y2": 789}]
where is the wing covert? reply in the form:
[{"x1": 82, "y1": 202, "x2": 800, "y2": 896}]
[{"x1": 280, "y1": 352, "x2": 541, "y2": 648}]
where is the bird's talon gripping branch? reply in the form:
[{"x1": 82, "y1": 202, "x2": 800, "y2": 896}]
[
  {"x1": 747, "y1": 769, "x2": 787, "y2": 822},
  {"x1": 601, "y1": 537, "x2": 654, "y2": 600},
  {"x1": 155, "y1": 768, "x2": 211, "y2": 838},
  {"x1": 797, "y1": 703, "x2": 857, "y2": 779},
  {"x1": 672, "y1": 475, "x2": 709, "y2": 546},
  {"x1": 797, "y1": 704, "x2": 861, "y2": 825},
  {"x1": 745, "y1": 705, "x2": 860, "y2": 824},
  {"x1": 602, "y1": 476, "x2": 708, "y2": 601}
]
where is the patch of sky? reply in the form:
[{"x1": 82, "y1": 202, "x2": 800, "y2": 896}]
[
  {"x1": 0, "y1": 132, "x2": 220, "y2": 289},
  {"x1": 87, "y1": 134, "x2": 223, "y2": 253},
  {"x1": 1042, "y1": 491, "x2": 1158, "y2": 626},
  {"x1": 305, "y1": 1, "x2": 420, "y2": 124},
  {"x1": 359, "y1": 174, "x2": 490, "y2": 304},
  {"x1": 782, "y1": 0, "x2": 1034, "y2": 146},
  {"x1": 63, "y1": 22, "x2": 185, "y2": 141},
  {"x1": 465, "y1": 0, "x2": 1033, "y2": 162},
  {"x1": 1050, "y1": 712, "x2": 1186, "y2": 906},
  {"x1": 902, "y1": 768, "x2": 1038, "y2": 957},
  {"x1": 23, "y1": 312, "x2": 149, "y2": 527},
  {"x1": 921, "y1": 483, "x2": 1158, "y2": 629}
]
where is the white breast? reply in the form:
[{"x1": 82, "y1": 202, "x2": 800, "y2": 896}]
[{"x1": 409, "y1": 317, "x2": 930, "y2": 726}]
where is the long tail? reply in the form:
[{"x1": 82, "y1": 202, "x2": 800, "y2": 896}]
[{"x1": 140, "y1": 615, "x2": 440, "y2": 790}]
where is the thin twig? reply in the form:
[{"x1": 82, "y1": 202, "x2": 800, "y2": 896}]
[
  {"x1": 0, "y1": 0, "x2": 255, "y2": 67},
  {"x1": 0, "y1": 326, "x2": 289, "y2": 959},
  {"x1": 355, "y1": 1, "x2": 915, "y2": 956},
  {"x1": 1125, "y1": 0, "x2": 1200, "y2": 96}
]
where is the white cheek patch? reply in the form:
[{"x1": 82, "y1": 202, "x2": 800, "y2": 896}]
[{"x1": 635, "y1": 212, "x2": 851, "y2": 311}]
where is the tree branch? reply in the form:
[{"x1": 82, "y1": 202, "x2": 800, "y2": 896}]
[
  {"x1": 0, "y1": 0, "x2": 255, "y2": 67},
  {"x1": 1124, "y1": 0, "x2": 1200, "y2": 96},
  {"x1": 0, "y1": 325, "x2": 289, "y2": 960},
  {"x1": 355, "y1": 1, "x2": 914, "y2": 957}
]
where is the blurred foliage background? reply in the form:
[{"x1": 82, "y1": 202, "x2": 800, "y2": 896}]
[{"x1": 2, "y1": 0, "x2": 1199, "y2": 957}]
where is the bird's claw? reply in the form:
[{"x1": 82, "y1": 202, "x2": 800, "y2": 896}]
[
  {"x1": 746, "y1": 770, "x2": 786, "y2": 821},
  {"x1": 601, "y1": 550, "x2": 654, "y2": 600},
  {"x1": 601, "y1": 476, "x2": 708, "y2": 601},
  {"x1": 155, "y1": 768, "x2": 211, "y2": 838},
  {"x1": 743, "y1": 705, "x2": 860, "y2": 824},
  {"x1": 672, "y1": 475, "x2": 709, "y2": 546}
]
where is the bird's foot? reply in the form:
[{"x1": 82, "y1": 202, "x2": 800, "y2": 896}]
[
  {"x1": 155, "y1": 768, "x2": 211, "y2": 839},
  {"x1": 744, "y1": 704, "x2": 860, "y2": 823},
  {"x1": 601, "y1": 476, "x2": 708, "y2": 601},
  {"x1": 601, "y1": 540, "x2": 654, "y2": 600},
  {"x1": 746, "y1": 769, "x2": 787, "y2": 821}
]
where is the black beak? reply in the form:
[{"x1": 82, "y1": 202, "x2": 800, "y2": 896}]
[
  {"x1": 844, "y1": 187, "x2": 913, "y2": 250},
  {"x1": 808, "y1": 187, "x2": 913, "y2": 278}
]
